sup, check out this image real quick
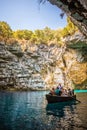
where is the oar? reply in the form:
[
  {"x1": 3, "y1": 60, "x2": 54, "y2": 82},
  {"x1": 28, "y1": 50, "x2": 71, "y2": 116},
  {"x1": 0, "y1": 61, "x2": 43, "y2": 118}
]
[
  {"x1": 75, "y1": 98, "x2": 81, "y2": 103},
  {"x1": 71, "y1": 95, "x2": 81, "y2": 103}
]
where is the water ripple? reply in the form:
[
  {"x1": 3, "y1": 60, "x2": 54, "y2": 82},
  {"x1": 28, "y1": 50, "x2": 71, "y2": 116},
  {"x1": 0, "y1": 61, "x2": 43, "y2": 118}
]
[{"x1": 0, "y1": 91, "x2": 87, "y2": 130}]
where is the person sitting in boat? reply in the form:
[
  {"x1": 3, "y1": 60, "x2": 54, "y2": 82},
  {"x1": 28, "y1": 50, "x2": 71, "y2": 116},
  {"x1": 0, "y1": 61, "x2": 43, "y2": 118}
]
[
  {"x1": 55, "y1": 87, "x2": 60, "y2": 95},
  {"x1": 68, "y1": 88, "x2": 72, "y2": 96},
  {"x1": 62, "y1": 89, "x2": 68, "y2": 96},
  {"x1": 57, "y1": 83, "x2": 63, "y2": 96},
  {"x1": 49, "y1": 87, "x2": 55, "y2": 95},
  {"x1": 72, "y1": 89, "x2": 74, "y2": 95},
  {"x1": 68, "y1": 88, "x2": 75, "y2": 96},
  {"x1": 59, "y1": 88, "x2": 64, "y2": 96},
  {"x1": 58, "y1": 83, "x2": 63, "y2": 90}
]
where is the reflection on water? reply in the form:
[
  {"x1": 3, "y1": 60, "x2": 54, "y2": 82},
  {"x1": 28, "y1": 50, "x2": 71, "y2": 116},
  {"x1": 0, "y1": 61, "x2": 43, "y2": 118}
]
[
  {"x1": 0, "y1": 91, "x2": 87, "y2": 130},
  {"x1": 46, "y1": 101, "x2": 77, "y2": 117}
]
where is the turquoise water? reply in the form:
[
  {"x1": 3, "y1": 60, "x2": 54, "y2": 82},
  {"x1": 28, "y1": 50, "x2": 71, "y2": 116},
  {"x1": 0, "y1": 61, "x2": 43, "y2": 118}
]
[
  {"x1": 0, "y1": 90, "x2": 87, "y2": 130},
  {"x1": 75, "y1": 89, "x2": 87, "y2": 93}
]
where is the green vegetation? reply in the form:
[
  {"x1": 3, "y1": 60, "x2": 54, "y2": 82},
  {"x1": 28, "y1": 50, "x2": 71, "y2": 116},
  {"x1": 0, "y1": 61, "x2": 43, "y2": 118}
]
[
  {"x1": 61, "y1": 17, "x2": 78, "y2": 37},
  {"x1": 0, "y1": 21, "x2": 13, "y2": 42},
  {"x1": 67, "y1": 41, "x2": 87, "y2": 50},
  {"x1": 13, "y1": 30, "x2": 33, "y2": 40},
  {"x1": 0, "y1": 17, "x2": 78, "y2": 46}
]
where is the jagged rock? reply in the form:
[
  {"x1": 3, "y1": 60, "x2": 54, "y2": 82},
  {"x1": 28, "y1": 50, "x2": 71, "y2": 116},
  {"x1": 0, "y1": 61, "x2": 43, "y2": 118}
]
[
  {"x1": 65, "y1": 31, "x2": 87, "y2": 62},
  {"x1": 6, "y1": 43, "x2": 24, "y2": 57},
  {"x1": 48, "y1": 0, "x2": 87, "y2": 36},
  {"x1": 0, "y1": 40, "x2": 87, "y2": 90}
]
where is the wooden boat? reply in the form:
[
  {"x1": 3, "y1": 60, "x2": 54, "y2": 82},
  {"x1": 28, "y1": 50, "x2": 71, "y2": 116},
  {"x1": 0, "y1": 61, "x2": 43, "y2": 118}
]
[{"x1": 46, "y1": 94, "x2": 76, "y2": 103}]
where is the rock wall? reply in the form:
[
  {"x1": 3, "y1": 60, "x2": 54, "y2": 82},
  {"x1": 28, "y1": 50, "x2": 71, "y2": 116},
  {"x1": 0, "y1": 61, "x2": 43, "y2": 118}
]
[
  {"x1": 0, "y1": 42, "x2": 64, "y2": 90},
  {"x1": 48, "y1": 0, "x2": 87, "y2": 36},
  {"x1": 0, "y1": 35, "x2": 87, "y2": 90}
]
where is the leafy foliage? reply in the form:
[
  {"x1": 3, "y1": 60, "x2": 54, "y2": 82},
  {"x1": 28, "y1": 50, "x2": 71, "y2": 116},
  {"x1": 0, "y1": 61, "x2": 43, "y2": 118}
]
[
  {"x1": 0, "y1": 18, "x2": 78, "y2": 46},
  {"x1": 13, "y1": 30, "x2": 33, "y2": 40},
  {"x1": 61, "y1": 17, "x2": 78, "y2": 37},
  {"x1": 67, "y1": 41, "x2": 87, "y2": 50},
  {"x1": 0, "y1": 21, "x2": 13, "y2": 42}
]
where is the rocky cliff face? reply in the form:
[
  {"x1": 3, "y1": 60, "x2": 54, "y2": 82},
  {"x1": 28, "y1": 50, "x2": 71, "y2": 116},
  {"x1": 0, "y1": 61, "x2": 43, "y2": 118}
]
[
  {"x1": 0, "y1": 32, "x2": 87, "y2": 90},
  {"x1": 0, "y1": 42, "x2": 43, "y2": 90},
  {"x1": 48, "y1": 0, "x2": 87, "y2": 36}
]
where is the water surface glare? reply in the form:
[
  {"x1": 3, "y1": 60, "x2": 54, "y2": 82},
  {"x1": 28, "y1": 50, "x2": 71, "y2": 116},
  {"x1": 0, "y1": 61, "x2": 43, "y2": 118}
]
[{"x1": 0, "y1": 90, "x2": 87, "y2": 130}]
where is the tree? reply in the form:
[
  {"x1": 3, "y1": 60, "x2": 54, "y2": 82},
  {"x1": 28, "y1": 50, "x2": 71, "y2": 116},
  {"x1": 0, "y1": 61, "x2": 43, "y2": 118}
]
[
  {"x1": 43, "y1": 27, "x2": 54, "y2": 45},
  {"x1": 34, "y1": 29, "x2": 45, "y2": 44},
  {"x1": 0, "y1": 21, "x2": 13, "y2": 42},
  {"x1": 60, "y1": 17, "x2": 78, "y2": 38},
  {"x1": 23, "y1": 30, "x2": 33, "y2": 40},
  {"x1": 13, "y1": 30, "x2": 33, "y2": 40},
  {"x1": 66, "y1": 17, "x2": 78, "y2": 34},
  {"x1": 29, "y1": 33, "x2": 37, "y2": 44},
  {"x1": 13, "y1": 30, "x2": 24, "y2": 40}
]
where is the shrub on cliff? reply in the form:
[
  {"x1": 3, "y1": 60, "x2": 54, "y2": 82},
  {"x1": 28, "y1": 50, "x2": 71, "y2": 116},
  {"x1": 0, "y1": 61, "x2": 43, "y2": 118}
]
[{"x1": 0, "y1": 21, "x2": 13, "y2": 42}]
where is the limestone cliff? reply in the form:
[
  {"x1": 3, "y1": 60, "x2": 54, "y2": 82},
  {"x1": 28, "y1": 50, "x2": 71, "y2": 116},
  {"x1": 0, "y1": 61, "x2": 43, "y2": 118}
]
[{"x1": 0, "y1": 32, "x2": 87, "y2": 90}]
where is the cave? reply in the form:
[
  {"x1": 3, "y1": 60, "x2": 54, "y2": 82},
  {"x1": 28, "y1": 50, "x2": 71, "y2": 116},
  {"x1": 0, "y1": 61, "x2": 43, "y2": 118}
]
[{"x1": 48, "y1": 0, "x2": 87, "y2": 37}]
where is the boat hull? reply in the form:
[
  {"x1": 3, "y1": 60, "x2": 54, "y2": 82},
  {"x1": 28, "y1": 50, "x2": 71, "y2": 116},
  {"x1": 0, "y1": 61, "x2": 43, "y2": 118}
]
[{"x1": 46, "y1": 94, "x2": 76, "y2": 103}]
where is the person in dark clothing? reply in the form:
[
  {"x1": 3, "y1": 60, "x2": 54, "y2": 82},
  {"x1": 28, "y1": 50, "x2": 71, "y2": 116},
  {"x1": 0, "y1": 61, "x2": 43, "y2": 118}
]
[{"x1": 49, "y1": 87, "x2": 55, "y2": 95}]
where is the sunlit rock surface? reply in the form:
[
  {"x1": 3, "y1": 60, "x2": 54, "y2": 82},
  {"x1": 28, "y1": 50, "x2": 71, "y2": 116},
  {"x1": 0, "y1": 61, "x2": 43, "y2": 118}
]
[
  {"x1": 0, "y1": 37, "x2": 87, "y2": 90},
  {"x1": 69, "y1": 62, "x2": 87, "y2": 84}
]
